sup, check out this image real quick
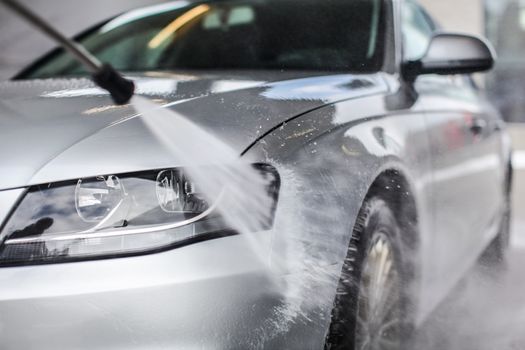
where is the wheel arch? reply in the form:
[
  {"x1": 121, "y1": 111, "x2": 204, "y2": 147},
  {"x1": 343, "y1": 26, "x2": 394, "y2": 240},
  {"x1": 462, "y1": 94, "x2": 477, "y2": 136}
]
[
  {"x1": 325, "y1": 166, "x2": 422, "y2": 348},
  {"x1": 364, "y1": 167, "x2": 421, "y2": 299},
  {"x1": 507, "y1": 157, "x2": 513, "y2": 196}
]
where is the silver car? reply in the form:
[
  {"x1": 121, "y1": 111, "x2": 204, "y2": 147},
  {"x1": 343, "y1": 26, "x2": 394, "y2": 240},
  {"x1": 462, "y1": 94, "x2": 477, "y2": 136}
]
[{"x1": 0, "y1": 0, "x2": 512, "y2": 349}]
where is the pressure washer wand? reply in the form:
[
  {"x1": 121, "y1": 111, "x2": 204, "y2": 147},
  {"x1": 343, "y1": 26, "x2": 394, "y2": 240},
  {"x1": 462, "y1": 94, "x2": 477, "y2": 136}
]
[{"x1": 1, "y1": 0, "x2": 135, "y2": 105}]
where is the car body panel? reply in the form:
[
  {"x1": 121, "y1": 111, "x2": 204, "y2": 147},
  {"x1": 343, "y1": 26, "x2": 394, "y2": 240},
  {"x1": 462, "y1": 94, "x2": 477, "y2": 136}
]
[
  {"x1": 414, "y1": 75, "x2": 509, "y2": 314},
  {"x1": 0, "y1": 232, "x2": 285, "y2": 350},
  {"x1": 0, "y1": 72, "x2": 386, "y2": 191},
  {"x1": 0, "y1": 91, "x2": 437, "y2": 348},
  {"x1": 247, "y1": 91, "x2": 435, "y2": 326}
]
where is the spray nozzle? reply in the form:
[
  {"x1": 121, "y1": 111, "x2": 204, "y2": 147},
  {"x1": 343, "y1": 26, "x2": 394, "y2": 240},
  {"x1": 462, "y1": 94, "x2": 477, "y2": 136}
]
[
  {"x1": 1, "y1": 0, "x2": 135, "y2": 105},
  {"x1": 92, "y1": 65, "x2": 135, "y2": 105}
]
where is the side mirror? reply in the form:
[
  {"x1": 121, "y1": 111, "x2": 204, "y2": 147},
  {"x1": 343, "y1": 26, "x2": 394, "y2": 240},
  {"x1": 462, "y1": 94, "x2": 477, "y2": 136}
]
[{"x1": 403, "y1": 32, "x2": 496, "y2": 81}]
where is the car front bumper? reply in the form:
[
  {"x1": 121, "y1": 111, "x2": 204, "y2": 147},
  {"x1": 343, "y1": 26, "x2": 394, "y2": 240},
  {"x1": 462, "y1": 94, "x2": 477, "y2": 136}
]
[
  {"x1": 0, "y1": 189, "x2": 294, "y2": 350},
  {"x1": 0, "y1": 233, "x2": 290, "y2": 349}
]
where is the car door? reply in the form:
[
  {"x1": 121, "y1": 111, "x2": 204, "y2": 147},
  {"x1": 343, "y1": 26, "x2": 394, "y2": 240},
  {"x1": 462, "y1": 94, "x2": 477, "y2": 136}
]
[
  {"x1": 401, "y1": 0, "x2": 503, "y2": 306},
  {"x1": 465, "y1": 100, "x2": 508, "y2": 248}
]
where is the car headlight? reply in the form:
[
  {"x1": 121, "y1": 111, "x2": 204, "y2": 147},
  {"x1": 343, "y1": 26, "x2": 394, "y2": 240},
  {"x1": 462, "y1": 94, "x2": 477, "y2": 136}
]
[{"x1": 0, "y1": 164, "x2": 279, "y2": 266}]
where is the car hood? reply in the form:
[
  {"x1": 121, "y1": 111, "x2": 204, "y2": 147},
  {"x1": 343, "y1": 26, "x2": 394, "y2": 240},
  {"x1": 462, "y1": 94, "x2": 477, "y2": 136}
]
[{"x1": 0, "y1": 71, "x2": 386, "y2": 190}]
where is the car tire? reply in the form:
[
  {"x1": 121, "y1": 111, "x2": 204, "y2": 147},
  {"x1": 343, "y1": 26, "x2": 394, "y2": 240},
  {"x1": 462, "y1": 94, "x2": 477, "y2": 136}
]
[{"x1": 325, "y1": 197, "x2": 412, "y2": 350}]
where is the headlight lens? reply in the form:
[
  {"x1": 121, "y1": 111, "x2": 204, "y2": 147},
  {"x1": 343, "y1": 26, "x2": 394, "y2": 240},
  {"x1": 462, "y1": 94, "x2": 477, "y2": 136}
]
[
  {"x1": 75, "y1": 175, "x2": 126, "y2": 223},
  {"x1": 0, "y1": 164, "x2": 279, "y2": 266}
]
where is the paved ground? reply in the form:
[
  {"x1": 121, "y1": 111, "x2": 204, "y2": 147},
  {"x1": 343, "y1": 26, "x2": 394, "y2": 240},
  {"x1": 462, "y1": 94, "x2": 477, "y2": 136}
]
[
  {"x1": 412, "y1": 124, "x2": 525, "y2": 350},
  {"x1": 412, "y1": 242, "x2": 525, "y2": 349}
]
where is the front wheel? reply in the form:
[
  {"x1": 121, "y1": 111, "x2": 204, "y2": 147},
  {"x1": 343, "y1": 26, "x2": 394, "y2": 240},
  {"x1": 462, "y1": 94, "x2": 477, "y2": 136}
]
[{"x1": 325, "y1": 198, "x2": 412, "y2": 350}]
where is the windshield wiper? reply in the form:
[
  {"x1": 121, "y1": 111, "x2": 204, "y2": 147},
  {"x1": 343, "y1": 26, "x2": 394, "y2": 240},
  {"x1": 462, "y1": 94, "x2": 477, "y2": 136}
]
[{"x1": 1, "y1": 0, "x2": 135, "y2": 105}]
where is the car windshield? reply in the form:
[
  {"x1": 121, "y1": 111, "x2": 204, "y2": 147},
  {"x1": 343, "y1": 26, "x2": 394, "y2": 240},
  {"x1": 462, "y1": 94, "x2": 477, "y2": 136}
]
[{"x1": 18, "y1": 0, "x2": 384, "y2": 79}]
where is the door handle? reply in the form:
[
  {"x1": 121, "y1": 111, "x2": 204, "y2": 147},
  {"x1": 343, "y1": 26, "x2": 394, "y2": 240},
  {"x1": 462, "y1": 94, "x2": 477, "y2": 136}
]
[
  {"x1": 494, "y1": 120, "x2": 504, "y2": 132},
  {"x1": 470, "y1": 118, "x2": 487, "y2": 135}
]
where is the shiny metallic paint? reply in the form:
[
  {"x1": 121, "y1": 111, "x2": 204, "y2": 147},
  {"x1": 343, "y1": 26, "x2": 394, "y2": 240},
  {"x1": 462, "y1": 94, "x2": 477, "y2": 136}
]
[{"x1": 0, "y1": 0, "x2": 511, "y2": 348}]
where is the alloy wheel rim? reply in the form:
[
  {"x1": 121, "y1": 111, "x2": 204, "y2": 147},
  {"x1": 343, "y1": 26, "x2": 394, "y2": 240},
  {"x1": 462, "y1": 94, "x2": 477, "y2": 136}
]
[{"x1": 355, "y1": 233, "x2": 403, "y2": 350}]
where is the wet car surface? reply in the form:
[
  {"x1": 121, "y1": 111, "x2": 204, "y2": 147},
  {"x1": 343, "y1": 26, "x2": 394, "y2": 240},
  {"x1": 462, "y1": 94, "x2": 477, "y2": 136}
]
[{"x1": 0, "y1": 0, "x2": 514, "y2": 349}]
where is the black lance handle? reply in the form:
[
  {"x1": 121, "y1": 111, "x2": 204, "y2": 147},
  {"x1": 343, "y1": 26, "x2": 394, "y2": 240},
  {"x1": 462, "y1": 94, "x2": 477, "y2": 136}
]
[{"x1": 1, "y1": 0, "x2": 135, "y2": 105}]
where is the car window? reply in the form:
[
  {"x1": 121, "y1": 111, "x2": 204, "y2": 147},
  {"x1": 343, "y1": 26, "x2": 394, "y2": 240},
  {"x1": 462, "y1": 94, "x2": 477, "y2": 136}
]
[
  {"x1": 401, "y1": 1, "x2": 435, "y2": 61},
  {"x1": 20, "y1": 0, "x2": 385, "y2": 78}
]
